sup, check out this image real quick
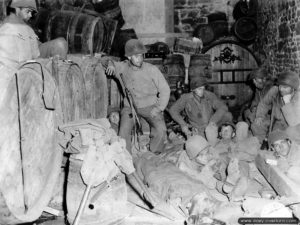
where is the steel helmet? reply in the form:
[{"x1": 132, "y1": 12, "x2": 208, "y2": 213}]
[
  {"x1": 248, "y1": 68, "x2": 268, "y2": 80},
  {"x1": 268, "y1": 130, "x2": 290, "y2": 146},
  {"x1": 277, "y1": 71, "x2": 300, "y2": 90},
  {"x1": 124, "y1": 39, "x2": 147, "y2": 57},
  {"x1": 190, "y1": 77, "x2": 208, "y2": 90},
  {"x1": 10, "y1": 0, "x2": 37, "y2": 12}
]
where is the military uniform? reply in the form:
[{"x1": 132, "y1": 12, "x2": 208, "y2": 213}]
[
  {"x1": 113, "y1": 60, "x2": 170, "y2": 153},
  {"x1": 252, "y1": 86, "x2": 288, "y2": 138},
  {"x1": 169, "y1": 90, "x2": 232, "y2": 135},
  {"x1": 0, "y1": 3, "x2": 67, "y2": 69},
  {"x1": 0, "y1": 14, "x2": 40, "y2": 68}
]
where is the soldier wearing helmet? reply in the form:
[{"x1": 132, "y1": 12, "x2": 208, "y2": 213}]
[
  {"x1": 0, "y1": 0, "x2": 68, "y2": 68},
  {"x1": 253, "y1": 70, "x2": 300, "y2": 141},
  {"x1": 105, "y1": 39, "x2": 170, "y2": 154},
  {"x1": 169, "y1": 77, "x2": 232, "y2": 138},
  {"x1": 267, "y1": 129, "x2": 300, "y2": 184},
  {"x1": 242, "y1": 68, "x2": 273, "y2": 129}
]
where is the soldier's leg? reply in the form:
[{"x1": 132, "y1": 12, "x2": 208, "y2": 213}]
[
  {"x1": 119, "y1": 107, "x2": 134, "y2": 153},
  {"x1": 205, "y1": 123, "x2": 218, "y2": 146},
  {"x1": 235, "y1": 121, "x2": 249, "y2": 142},
  {"x1": 138, "y1": 106, "x2": 167, "y2": 153},
  {"x1": 250, "y1": 120, "x2": 269, "y2": 142},
  {"x1": 39, "y1": 37, "x2": 68, "y2": 60}
]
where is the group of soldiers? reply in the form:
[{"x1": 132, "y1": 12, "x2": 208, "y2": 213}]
[{"x1": 2, "y1": 0, "x2": 300, "y2": 215}]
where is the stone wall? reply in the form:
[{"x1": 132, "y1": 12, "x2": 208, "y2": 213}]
[
  {"x1": 174, "y1": 0, "x2": 237, "y2": 33},
  {"x1": 254, "y1": 0, "x2": 300, "y2": 76}
]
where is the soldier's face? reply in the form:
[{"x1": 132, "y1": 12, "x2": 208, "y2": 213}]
[
  {"x1": 272, "y1": 139, "x2": 291, "y2": 157},
  {"x1": 129, "y1": 54, "x2": 144, "y2": 68},
  {"x1": 195, "y1": 147, "x2": 212, "y2": 165},
  {"x1": 220, "y1": 125, "x2": 234, "y2": 140},
  {"x1": 194, "y1": 86, "x2": 205, "y2": 97},
  {"x1": 16, "y1": 8, "x2": 34, "y2": 22},
  {"x1": 279, "y1": 85, "x2": 293, "y2": 96},
  {"x1": 253, "y1": 78, "x2": 265, "y2": 89}
]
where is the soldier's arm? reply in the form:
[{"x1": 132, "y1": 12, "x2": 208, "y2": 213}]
[
  {"x1": 255, "y1": 86, "x2": 278, "y2": 119},
  {"x1": 169, "y1": 94, "x2": 189, "y2": 127},
  {"x1": 209, "y1": 92, "x2": 229, "y2": 124},
  {"x1": 281, "y1": 90, "x2": 300, "y2": 126}
]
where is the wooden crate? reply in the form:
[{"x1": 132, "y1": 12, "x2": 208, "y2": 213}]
[{"x1": 173, "y1": 37, "x2": 202, "y2": 55}]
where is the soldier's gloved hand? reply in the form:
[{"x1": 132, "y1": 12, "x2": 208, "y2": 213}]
[
  {"x1": 254, "y1": 117, "x2": 263, "y2": 126},
  {"x1": 181, "y1": 125, "x2": 191, "y2": 137},
  {"x1": 150, "y1": 107, "x2": 161, "y2": 118}
]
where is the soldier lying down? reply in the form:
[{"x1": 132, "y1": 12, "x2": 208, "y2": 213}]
[{"x1": 134, "y1": 152, "x2": 229, "y2": 224}]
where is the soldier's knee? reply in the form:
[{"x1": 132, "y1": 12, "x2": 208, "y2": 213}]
[{"x1": 53, "y1": 38, "x2": 68, "y2": 59}]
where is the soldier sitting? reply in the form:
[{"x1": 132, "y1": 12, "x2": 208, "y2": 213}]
[
  {"x1": 268, "y1": 129, "x2": 300, "y2": 184},
  {"x1": 253, "y1": 71, "x2": 300, "y2": 142},
  {"x1": 169, "y1": 77, "x2": 232, "y2": 138}
]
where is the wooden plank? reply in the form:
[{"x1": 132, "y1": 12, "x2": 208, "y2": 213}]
[{"x1": 255, "y1": 152, "x2": 300, "y2": 200}]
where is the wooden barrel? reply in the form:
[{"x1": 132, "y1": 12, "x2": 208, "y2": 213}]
[
  {"x1": 38, "y1": 0, "x2": 94, "y2": 10},
  {"x1": 0, "y1": 61, "x2": 63, "y2": 224},
  {"x1": 189, "y1": 54, "x2": 212, "y2": 85},
  {"x1": 67, "y1": 54, "x2": 108, "y2": 119},
  {"x1": 35, "y1": 10, "x2": 105, "y2": 54},
  {"x1": 193, "y1": 24, "x2": 215, "y2": 46},
  {"x1": 233, "y1": 0, "x2": 258, "y2": 20},
  {"x1": 52, "y1": 58, "x2": 87, "y2": 122},
  {"x1": 204, "y1": 41, "x2": 257, "y2": 110},
  {"x1": 92, "y1": 0, "x2": 119, "y2": 13},
  {"x1": 210, "y1": 20, "x2": 229, "y2": 40},
  {"x1": 207, "y1": 12, "x2": 227, "y2": 23},
  {"x1": 233, "y1": 17, "x2": 258, "y2": 43},
  {"x1": 67, "y1": 157, "x2": 128, "y2": 224}
]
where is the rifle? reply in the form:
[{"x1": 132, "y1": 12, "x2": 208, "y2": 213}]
[{"x1": 119, "y1": 73, "x2": 143, "y2": 138}]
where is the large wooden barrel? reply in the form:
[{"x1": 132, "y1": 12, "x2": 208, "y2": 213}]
[
  {"x1": 67, "y1": 54, "x2": 108, "y2": 119},
  {"x1": 193, "y1": 24, "x2": 215, "y2": 46},
  {"x1": 233, "y1": 0, "x2": 258, "y2": 20},
  {"x1": 52, "y1": 58, "x2": 87, "y2": 122},
  {"x1": 204, "y1": 41, "x2": 257, "y2": 111},
  {"x1": 0, "y1": 61, "x2": 63, "y2": 224},
  {"x1": 33, "y1": 10, "x2": 105, "y2": 54},
  {"x1": 210, "y1": 20, "x2": 229, "y2": 40},
  {"x1": 233, "y1": 17, "x2": 257, "y2": 44}
]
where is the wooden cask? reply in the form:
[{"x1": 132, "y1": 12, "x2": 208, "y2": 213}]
[
  {"x1": 0, "y1": 61, "x2": 63, "y2": 224},
  {"x1": 33, "y1": 10, "x2": 105, "y2": 54},
  {"x1": 67, "y1": 54, "x2": 108, "y2": 119},
  {"x1": 233, "y1": 17, "x2": 257, "y2": 44},
  {"x1": 204, "y1": 41, "x2": 257, "y2": 110},
  {"x1": 52, "y1": 58, "x2": 87, "y2": 122}
]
